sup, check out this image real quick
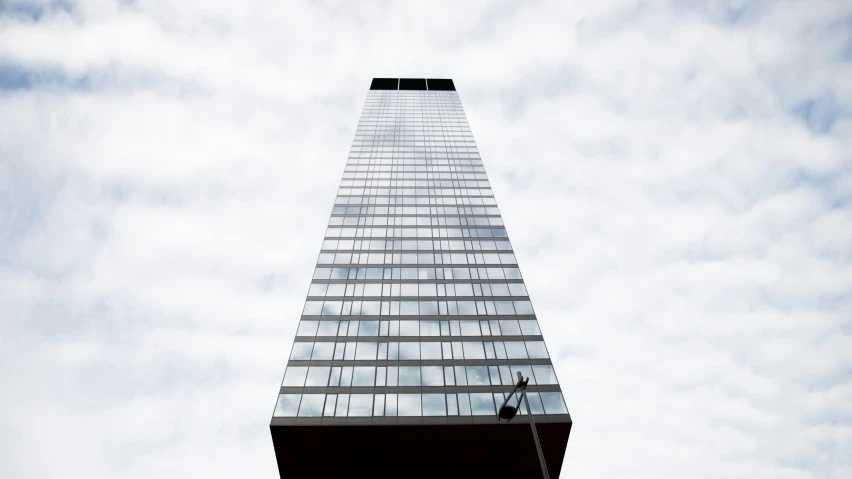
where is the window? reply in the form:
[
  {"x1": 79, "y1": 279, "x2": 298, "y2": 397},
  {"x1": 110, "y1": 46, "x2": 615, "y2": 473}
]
[
  {"x1": 282, "y1": 367, "x2": 308, "y2": 387},
  {"x1": 398, "y1": 394, "x2": 421, "y2": 416},
  {"x1": 274, "y1": 394, "x2": 301, "y2": 417},
  {"x1": 305, "y1": 367, "x2": 330, "y2": 387},
  {"x1": 469, "y1": 393, "x2": 495, "y2": 416},
  {"x1": 297, "y1": 394, "x2": 325, "y2": 417},
  {"x1": 422, "y1": 394, "x2": 446, "y2": 416}
]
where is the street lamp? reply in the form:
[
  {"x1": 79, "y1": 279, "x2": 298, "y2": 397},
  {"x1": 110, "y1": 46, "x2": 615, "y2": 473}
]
[{"x1": 497, "y1": 371, "x2": 550, "y2": 479}]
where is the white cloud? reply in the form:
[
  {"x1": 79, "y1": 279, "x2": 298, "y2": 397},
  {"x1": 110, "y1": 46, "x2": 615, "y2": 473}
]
[{"x1": 1, "y1": 0, "x2": 850, "y2": 477}]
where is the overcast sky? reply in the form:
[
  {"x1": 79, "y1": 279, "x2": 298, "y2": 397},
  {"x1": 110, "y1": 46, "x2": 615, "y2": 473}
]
[{"x1": 1, "y1": 0, "x2": 851, "y2": 477}]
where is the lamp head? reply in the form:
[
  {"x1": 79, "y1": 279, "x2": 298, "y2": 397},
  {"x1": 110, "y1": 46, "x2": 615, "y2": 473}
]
[{"x1": 499, "y1": 404, "x2": 518, "y2": 421}]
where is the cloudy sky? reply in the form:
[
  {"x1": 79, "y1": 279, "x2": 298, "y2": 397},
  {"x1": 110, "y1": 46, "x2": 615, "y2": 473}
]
[{"x1": 1, "y1": 0, "x2": 851, "y2": 477}]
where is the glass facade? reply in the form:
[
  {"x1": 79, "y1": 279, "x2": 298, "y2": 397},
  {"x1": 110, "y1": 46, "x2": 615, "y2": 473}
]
[{"x1": 273, "y1": 80, "x2": 568, "y2": 421}]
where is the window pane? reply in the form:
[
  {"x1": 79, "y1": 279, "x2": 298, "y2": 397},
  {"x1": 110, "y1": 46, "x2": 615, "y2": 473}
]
[
  {"x1": 303, "y1": 301, "x2": 323, "y2": 315},
  {"x1": 399, "y1": 342, "x2": 421, "y2": 360},
  {"x1": 524, "y1": 392, "x2": 546, "y2": 415},
  {"x1": 532, "y1": 365, "x2": 558, "y2": 385},
  {"x1": 311, "y1": 342, "x2": 334, "y2": 360},
  {"x1": 329, "y1": 367, "x2": 341, "y2": 387},
  {"x1": 454, "y1": 365, "x2": 467, "y2": 385},
  {"x1": 421, "y1": 366, "x2": 444, "y2": 386},
  {"x1": 323, "y1": 395, "x2": 337, "y2": 416},
  {"x1": 460, "y1": 320, "x2": 481, "y2": 336},
  {"x1": 462, "y1": 342, "x2": 485, "y2": 359},
  {"x1": 525, "y1": 341, "x2": 549, "y2": 358},
  {"x1": 373, "y1": 394, "x2": 385, "y2": 417},
  {"x1": 399, "y1": 321, "x2": 419, "y2": 336},
  {"x1": 470, "y1": 393, "x2": 495, "y2": 416},
  {"x1": 321, "y1": 301, "x2": 342, "y2": 315},
  {"x1": 504, "y1": 341, "x2": 528, "y2": 359},
  {"x1": 419, "y1": 283, "x2": 437, "y2": 296},
  {"x1": 316, "y1": 321, "x2": 338, "y2": 336},
  {"x1": 355, "y1": 342, "x2": 378, "y2": 360},
  {"x1": 455, "y1": 283, "x2": 473, "y2": 296},
  {"x1": 386, "y1": 366, "x2": 398, "y2": 387},
  {"x1": 386, "y1": 394, "x2": 397, "y2": 417},
  {"x1": 498, "y1": 320, "x2": 521, "y2": 335},
  {"x1": 420, "y1": 301, "x2": 438, "y2": 315},
  {"x1": 494, "y1": 301, "x2": 515, "y2": 315},
  {"x1": 400, "y1": 301, "x2": 419, "y2": 315},
  {"x1": 305, "y1": 367, "x2": 330, "y2": 386},
  {"x1": 447, "y1": 394, "x2": 459, "y2": 415},
  {"x1": 399, "y1": 366, "x2": 421, "y2": 386},
  {"x1": 457, "y1": 301, "x2": 477, "y2": 315},
  {"x1": 513, "y1": 301, "x2": 534, "y2": 314},
  {"x1": 420, "y1": 320, "x2": 440, "y2": 336},
  {"x1": 420, "y1": 342, "x2": 442, "y2": 360},
  {"x1": 398, "y1": 394, "x2": 421, "y2": 416},
  {"x1": 274, "y1": 394, "x2": 301, "y2": 417},
  {"x1": 348, "y1": 394, "x2": 373, "y2": 417},
  {"x1": 339, "y1": 367, "x2": 353, "y2": 387},
  {"x1": 296, "y1": 321, "x2": 319, "y2": 337},
  {"x1": 444, "y1": 366, "x2": 455, "y2": 386},
  {"x1": 540, "y1": 392, "x2": 569, "y2": 414},
  {"x1": 466, "y1": 366, "x2": 489, "y2": 385},
  {"x1": 518, "y1": 320, "x2": 541, "y2": 335},
  {"x1": 422, "y1": 394, "x2": 446, "y2": 416},
  {"x1": 298, "y1": 394, "x2": 325, "y2": 417},
  {"x1": 352, "y1": 367, "x2": 376, "y2": 386},
  {"x1": 290, "y1": 342, "x2": 314, "y2": 360},
  {"x1": 458, "y1": 393, "x2": 471, "y2": 416},
  {"x1": 308, "y1": 284, "x2": 328, "y2": 296},
  {"x1": 282, "y1": 367, "x2": 308, "y2": 387},
  {"x1": 361, "y1": 302, "x2": 381, "y2": 317},
  {"x1": 508, "y1": 283, "x2": 528, "y2": 296},
  {"x1": 335, "y1": 394, "x2": 349, "y2": 417}
]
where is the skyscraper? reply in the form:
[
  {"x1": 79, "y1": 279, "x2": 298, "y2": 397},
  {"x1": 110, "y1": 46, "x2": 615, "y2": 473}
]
[{"x1": 270, "y1": 78, "x2": 571, "y2": 478}]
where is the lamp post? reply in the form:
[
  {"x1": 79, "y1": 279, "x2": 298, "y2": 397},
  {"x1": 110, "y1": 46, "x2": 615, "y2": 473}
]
[{"x1": 497, "y1": 371, "x2": 550, "y2": 479}]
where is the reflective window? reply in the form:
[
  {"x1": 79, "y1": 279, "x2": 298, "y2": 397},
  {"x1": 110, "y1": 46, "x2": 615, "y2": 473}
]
[
  {"x1": 532, "y1": 365, "x2": 558, "y2": 385},
  {"x1": 355, "y1": 342, "x2": 377, "y2": 360},
  {"x1": 398, "y1": 394, "x2": 421, "y2": 416},
  {"x1": 399, "y1": 342, "x2": 420, "y2": 360},
  {"x1": 420, "y1": 320, "x2": 440, "y2": 336},
  {"x1": 297, "y1": 321, "x2": 319, "y2": 336},
  {"x1": 470, "y1": 393, "x2": 495, "y2": 416},
  {"x1": 420, "y1": 342, "x2": 442, "y2": 360},
  {"x1": 274, "y1": 394, "x2": 301, "y2": 417},
  {"x1": 422, "y1": 394, "x2": 446, "y2": 416},
  {"x1": 466, "y1": 366, "x2": 489, "y2": 385},
  {"x1": 504, "y1": 341, "x2": 528, "y2": 359},
  {"x1": 303, "y1": 301, "x2": 323, "y2": 315},
  {"x1": 290, "y1": 342, "x2": 314, "y2": 360},
  {"x1": 518, "y1": 320, "x2": 541, "y2": 335},
  {"x1": 540, "y1": 392, "x2": 568, "y2": 414},
  {"x1": 317, "y1": 321, "x2": 338, "y2": 336},
  {"x1": 399, "y1": 366, "x2": 421, "y2": 386},
  {"x1": 311, "y1": 342, "x2": 334, "y2": 360},
  {"x1": 352, "y1": 367, "x2": 376, "y2": 386},
  {"x1": 282, "y1": 367, "x2": 308, "y2": 387},
  {"x1": 421, "y1": 366, "x2": 444, "y2": 386},
  {"x1": 324, "y1": 394, "x2": 337, "y2": 416},
  {"x1": 348, "y1": 394, "x2": 373, "y2": 417},
  {"x1": 297, "y1": 394, "x2": 325, "y2": 417},
  {"x1": 462, "y1": 341, "x2": 485, "y2": 359},
  {"x1": 335, "y1": 394, "x2": 349, "y2": 417},
  {"x1": 305, "y1": 367, "x2": 330, "y2": 387},
  {"x1": 525, "y1": 341, "x2": 549, "y2": 358}
]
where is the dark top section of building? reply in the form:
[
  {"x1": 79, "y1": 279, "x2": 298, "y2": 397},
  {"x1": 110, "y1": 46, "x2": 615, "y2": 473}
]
[{"x1": 370, "y1": 78, "x2": 456, "y2": 91}]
